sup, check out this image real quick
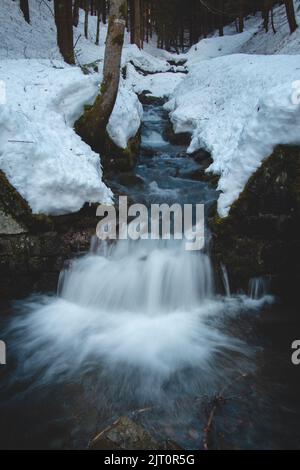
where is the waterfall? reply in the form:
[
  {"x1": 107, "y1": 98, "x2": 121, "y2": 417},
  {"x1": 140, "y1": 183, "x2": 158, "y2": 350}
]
[
  {"x1": 5, "y1": 237, "x2": 251, "y2": 394},
  {"x1": 248, "y1": 276, "x2": 270, "y2": 300},
  {"x1": 61, "y1": 239, "x2": 215, "y2": 313},
  {"x1": 220, "y1": 263, "x2": 231, "y2": 297}
]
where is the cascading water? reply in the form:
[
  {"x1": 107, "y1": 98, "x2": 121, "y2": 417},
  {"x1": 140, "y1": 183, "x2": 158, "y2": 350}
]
[
  {"x1": 2, "y1": 104, "x2": 294, "y2": 451},
  {"x1": 248, "y1": 276, "x2": 271, "y2": 300},
  {"x1": 5, "y1": 239, "x2": 250, "y2": 392},
  {"x1": 220, "y1": 263, "x2": 231, "y2": 297}
]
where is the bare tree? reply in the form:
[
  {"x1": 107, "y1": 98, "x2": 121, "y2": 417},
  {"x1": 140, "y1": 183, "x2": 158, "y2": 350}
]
[
  {"x1": 75, "y1": 0, "x2": 127, "y2": 152},
  {"x1": 262, "y1": 0, "x2": 276, "y2": 33},
  {"x1": 134, "y1": 0, "x2": 141, "y2": 48},
  {"x1": 284, "y1": 0, "x2": 298, "y2": 33},
  {"x1": 20, "y1": 0, "x2": 30, "y2": 24},
  {"x1": 73, "y1": 0, "x2": 80, "y2": 27},
  {"x1": 54, "y1": 0, "x2": 75, "y2": 65},
  {"x1": 95, "y1": 0, "x2": 101, "y2": 45},
  {"x1": 238, "y1": 0, "x2": 244, "y2": 33},
  {"x1": 84, "y1": 0, "x2": 89, "y2": 38},
  {"x1": 218, "y1": 0, "x2": 224, "y2": 36}
]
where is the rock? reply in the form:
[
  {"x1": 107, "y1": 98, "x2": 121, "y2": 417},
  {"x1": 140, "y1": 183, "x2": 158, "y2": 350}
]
[
  {"x1": 138, "y1": 92, "x2": 165, "y2": 106},
  {"x1": 0, "y1": 171, "x2": 98, "y2": 299},
  {"x1": 162, "y1": 121, "x2": 191, "y2": 146},
  {"x1": 190, "y1": 149, "x2": 213, "y2": 168},
  {"x1": 167, "y1": 59, "x2": 187, "y2": 67},
  {"x1": 89, "y1": 416, "x2": 182, "y2": 451},
  {"x1": 117, "y1": 173, "x2": 144, "y2": 188},
  {"x1": 210, "y1": 145, "x2": 300, "y2": 303},
  {"x1": 101, "y1": 129, "x2": 141, "y2": 173},
  {"x1": 0, "y1": 209, "x2": 27, "y2": 235},
  {"x1": 182, "y1": 168, "x2": 219, "y2": 188}
]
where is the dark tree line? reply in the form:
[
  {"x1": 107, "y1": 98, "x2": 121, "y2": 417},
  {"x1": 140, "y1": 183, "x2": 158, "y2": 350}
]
[
  {"x1": 126, "y1": 1, "x2": 298, "y2": 52},
  {"x1": 16, "y1": 1, "x2": 298, "y2": 61}
]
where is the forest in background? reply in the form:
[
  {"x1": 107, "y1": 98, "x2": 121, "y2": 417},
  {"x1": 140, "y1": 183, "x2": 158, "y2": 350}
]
[{"x1": 18, "y1": 0, "x2": 298, "y2": 65}]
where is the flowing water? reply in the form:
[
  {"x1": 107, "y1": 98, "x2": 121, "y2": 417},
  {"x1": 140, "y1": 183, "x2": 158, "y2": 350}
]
[{"x1": 0, "y1": 105, "x2": 300, "y2": 450}]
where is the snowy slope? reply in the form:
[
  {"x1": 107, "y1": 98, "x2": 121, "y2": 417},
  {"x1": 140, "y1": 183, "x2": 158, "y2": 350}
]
[
  {"x1": 196, "y1": 0, "x2": 300, "y2": 56},
  {"x1": 238, "y1": 0, "x2": 300, "y2": 54},
  {"x1": 0, "y1": 0, "x2": 60, "y2": 60},
  {"x1": 167, "y1": 1, "x2": 300, "y2": 217},
  {"x1": 0, "y1": 59, "x2": 113, "y2": 214},
  {"x1": 0, "y1": 0, "x2": 168, "y2": 214}
]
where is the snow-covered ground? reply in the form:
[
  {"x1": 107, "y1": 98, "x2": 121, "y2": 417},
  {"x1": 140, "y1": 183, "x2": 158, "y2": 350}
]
[
  {"x1": 1, "y1": 0, "x2": 300, "y2": 216},
  {"x1": 166, "y1": 1, "x2": 300, "y2": 216},
  {"x1": 0, "y1": 59, "x2": 113, "y2": 214},
  {"x1": 0, "y1": 0, "x2": 172, "y2": 214},
  {"x1": 126, "y1": 63, "x2": 186, "y2": 99}
]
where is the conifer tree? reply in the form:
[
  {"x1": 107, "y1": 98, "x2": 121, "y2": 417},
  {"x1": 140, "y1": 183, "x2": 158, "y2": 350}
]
[
  {"x1": 54, "y1": 0, "x2": 75, "y2": 65},
  {"x1": 20, "y1": 0, "x2": 30, "y2": 24}
]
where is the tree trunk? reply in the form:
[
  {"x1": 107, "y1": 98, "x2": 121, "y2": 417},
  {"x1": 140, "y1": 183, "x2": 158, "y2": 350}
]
[
  {"x1": 134, "y1": 0, "x2": 141, "y2": 48},
  {"x1": 271, "y1": 6, "x2": 276, "y2": 33},
  {"x1": 102, "y1": 0, "x2": 107, "y2": 24},
  {"x1": 262, "y1": 0, "x2": 269, "y2": 33},
  {"x1": 95, "y1": 0, "x2": 101, "y2": 44},
  {"x1": 84, "y1": 0, "x2": 89, "y2": 38},
  {"x1": 54, "y1": 0, "x2": 75, "y2": 65},
  {"x1": 285, "y1": 0, "x2": 298, "y2": 33},
  {"x1": 73, "y1": 0, "x2": 80, "y2": 27},
  {"x1": 129, "y1": 0, "x2": 135, "y2": 44},
  {"x1": 218, "y1": 0, "x2": 224, "y2": 36},
  {"x1": 238, "y1": 0, "x2": 244, "y2": 33},
  {"x1": 20, "y1": 0, "x2": 30, "y2": 24},
  {"x1": 75, "y1": 0, "x2": 126, "y2": 153}
]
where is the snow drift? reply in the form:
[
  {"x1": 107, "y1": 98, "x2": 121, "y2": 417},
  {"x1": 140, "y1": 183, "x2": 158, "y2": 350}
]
[
  {"x1": 0, "y1": 0, "x2": 166, "y2": 214},
  {"x1": 0, "y1": 59, "x2": 113, "y2": 214}
]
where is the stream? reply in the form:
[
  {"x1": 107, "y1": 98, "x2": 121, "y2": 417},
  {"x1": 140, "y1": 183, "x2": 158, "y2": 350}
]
[{"x1": 0, "y1": 104, "x2": 300, "y2": 450}]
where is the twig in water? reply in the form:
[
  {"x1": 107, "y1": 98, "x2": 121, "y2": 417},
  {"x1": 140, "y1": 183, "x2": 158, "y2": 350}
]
[
  {"x1": 203, "y1": 372, "x2": 248, "y2": 450},
  {"x1": 131, "y1": 406, "x2": 154, "y2": 416}
]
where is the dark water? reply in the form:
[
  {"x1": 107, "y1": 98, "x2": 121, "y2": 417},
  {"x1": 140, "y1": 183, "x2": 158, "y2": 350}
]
[{"x1": 0, "y1": 105, "x2": 300, "y2": 450}]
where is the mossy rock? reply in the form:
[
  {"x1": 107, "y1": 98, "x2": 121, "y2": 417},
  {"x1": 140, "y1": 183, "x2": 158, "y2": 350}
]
[
  {"x1": 210, "y1": 145, "x2": 300, "y2": 301},
  {"x1": 89, "y1": 416, "x2": 182, "y2": 451},
  {"x1": 138, "y1": 92, "x2": 166, "y2": 106},
  {"x1": 101, "y1": 129, "x2": 142, "y2": 174},
  {"x1": 190, "y1": 148, "x2": 213, "y2": 167},
  {"x1": 162, "y1": 119, "x2": 191, "y2": 146},
  {"x1": 0, "y1": 170, "x2": 53, "y2": 233},
  {"x1": 116, "y1": 173, "x2": 144, "y2": 188}
]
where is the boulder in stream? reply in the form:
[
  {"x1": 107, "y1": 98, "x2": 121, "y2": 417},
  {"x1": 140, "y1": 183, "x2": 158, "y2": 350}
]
[{"x1": 89, "y1": 416, "x2": 181, "y2": 451}]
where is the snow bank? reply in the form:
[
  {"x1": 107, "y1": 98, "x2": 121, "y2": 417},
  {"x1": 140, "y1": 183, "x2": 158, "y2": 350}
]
[
  {"x1": 218, "y1": 80, "x2": 300, "y2": 215},
  {"x1": 0, "y1": 0, "x2": 60, "y2": 60},
  {"x1": 191, "y1": 1, "x2": 300, "y2": 57},
  {"x1": 166, "y1": 54, "x2": 300, "y2": 217},
  {"x1": 0, "y1": 0, "x2": 151, "y2": 212},
  {"x1": 187, "y1": 31, "x2": 254, "y2": 64},
  {"x1": 238, "y1": 0, "x2": 300, "y2": 55},
  {"x1": 0, "y1": 59, "x2": 112, "y2": 215},
  {"x1": 107, "y1": 83, "x2": 143, "y2": 149},
  {"x1": 126, "y1": 63, "x2": 186, "y2": 99}
]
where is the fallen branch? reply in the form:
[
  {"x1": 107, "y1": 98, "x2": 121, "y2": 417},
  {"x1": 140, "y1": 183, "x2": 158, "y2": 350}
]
[
  {"x1": 8, "y1": 140, "x2": 35, "y2": 144},
  {"x1": 131, "y1": 406, "x2": 154, "y2": 416},
  {"x1": 203, "y1": 372, "x2": 248, "y2": 450}
]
